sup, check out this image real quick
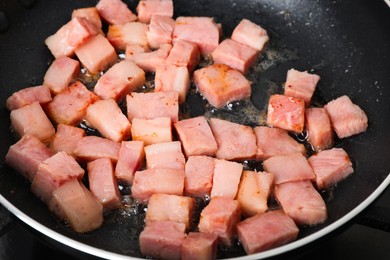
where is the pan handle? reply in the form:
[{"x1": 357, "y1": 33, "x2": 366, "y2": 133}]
[{"x1": 0, "y1": 204, "x2": 15, "y2": 237}]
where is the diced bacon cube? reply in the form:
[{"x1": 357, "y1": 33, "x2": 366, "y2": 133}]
[
  {"x1": 31, "y1": 152, "x2": 84, "y2": 203},
  {"x1": 145, "y1": 141, "x2": 185, "y2": 170},
  {"x1": 254, "y1": 126, "x2": 306, "y2": 160},
  {"x1": 154, "y1": 64, "x2": 190, "y2": 104},
  {"x1": 6, "y1": 85, "x2": 52, "y2": 111},
  {"x1": 75, "y1": 34, "x2": 117, "y2": 75},
  {"x1": 146, "y1": 193, "x2": 195, "y2": 230},
  {"x1": 305, "y1": 107, "x2": 333, "y2": 152},
  {"x1": 212, "y1": 39, "x2": 258, "y2": 75},
  {"x1": 107, "y1": 22, "x2": 148, "y2": 50},
  {"x1": 236, "y1": 210, "x2": 299, "y2": 254},
  {"x1": 284, "y1": 69, "x2": 320, "y2": 104},
  {"x1": 136, "y1": 0, "x2": 174, "y2": 24},
  {"x1": 126, "y1": 91, "x2": 179, "y2": 122},
  {"x1": 236, "y1": 170, "x2": 274, "y2": 217},
  {"x1": 115, "y1": 141, "x2": 145, "y2": 184},
  {"x1": 308, "y1": 148, "x2": 354, "y2": 190},
  {"x1": 50, "y1": 124, "x2": 85, "y2": 157},
  {"x1": 231, "y1": 19, "x2": 269, "y2": 52},
  {"x1": 173, "y1": 17, "x2": 221, "y2": 56},
  {"x1": 210, "y1": 159, "x2": 243, "y2": 199},
  {"x1": 5, "y1": 135, "x2": 54, "y2": 182},
  {"x1": 85, "y1": 99, "x2": 131, "y2": 142},
  {"x1": 125, "y1": 44, "x2": 150, "y2": 59},
  {"x1": 96, "y1": 0, "x2": 137, "y2": 25},
  {"x1": 72, "y1": 7, "x2": 102, "y2": 31},
  {"x1": 274, "y1": 180, "x2": 327, "y2": 226},
  {"x1": 263, "y1": 153, "x2": 314, "y2": 185},
  {"x1": 46, "y1": 81, "x2": 99, "y2": 126},
  {"x1": 193, "y1": 64, "x2": 251, "y2": 108},
  {"x1": 210, "y1": 118, "x2": 257, "y2": 160},
  {"x1": 43, "y1": 56, "x2": 80, "y2": 95},
  {"x1": 10, "y1": 102, "x2": 55, "y2": 145},
  {"x1": 127, "y1": 43, "x2": 172, "y2": 72},
  {"x1": 49, "y1": 179, "x2": 103, "y2": 233},
  {"x1": 184, "y1": 156, "x2": 215, "y2": 197},
  {"x1": 266, "y1": 94, "x2": 305, "y2": 133},
  {"x1": 93, "y1": 60, "x2": 145, "y2": 101},
  {"x1": 140, "y1": 220, "x2": 186, "y2": 260},
  {"x1": 164, "y1": 40, "x2": 200, "y2": 72},
  {"x1": 181, "y1": 232, "x2": 218, "y2": 260},
  {"x1": 87, "y1": 158, "x2": 121, "y2": 209},
  {"x1": 146, "y1": 15, "x2": 175, "y2": 49},
  {"x1": 131, "y1": 117, "x2": 172, "y2": 145},
  {"x1": 324, "y1": 95, "x2": 368, "y2": 138},
  {"x1": 45, "y1": 17, "x2": 99, "y2": 58},
  {"x1": 131, "y1": 168, "x2": 185, "y2": 203},
  {"x1": 198, "y1": 197, "x2": 241, "y2": 246},
  {"x1": 74, "y1": 136, "x2": 121, "y2": 163},
  {"x1": 174, "y1": 116, "x2": 217, "y2": 157}
]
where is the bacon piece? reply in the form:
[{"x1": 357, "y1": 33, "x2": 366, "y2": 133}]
[
  {"x1": 173, "y1": 17, "x2": 221, "y2": 56},
  {"x1": 125, "y1": 44, "x2": 150, "y2": 59},
  {"x1": 263, "y1": 153, "x2": 314, "y2": 185},
  {"x1": 212, "y1": 39, "x2": 258, "y2": 74},
  {"x1": 96, "y1": 0, "x2": 137, "y2": 25},
  {"x1": 72, "y1": 7, "x2": 102, "y2": 31},
  {"x1": 46, "y1": 81, "x2": 99, "y2": 126},
  {"x1": 156, "y1": 66, "x2": 190, "y2": 105},
  {"x1": 140, "y1": 220, "x2": 186, "y2": 260},
  {"x1": 254, "y1": 126, "x2": 305, "y2": 160},
  {"x1": 146, "y1": 15, "x2": 175, "y2": 49},
  {"x1": 131, "y1": 168, "x2": 185, "y2": 203},
  {"x1": 31, "y1": 151, "x2": 84, "y2": 203},
  {"x1": 87, "y1": 158, "x2": 121, "y2": 209},
  {"x1": 131, "y1": 117, "x2": 172, "y2": 145},
  {"x1": 49, "y1": 179, "x2": 103, "y2": 233},
  {"x1": 305, "y1": 107, "x2": 333, "y2": 152},
  {"x1": 127, "y1": 43, "x2": 172, "y2": 72},
  {"x1": 126, "y1": 91, "x2": 179, "y2": 122},
  {"x1": 231, "y1": 19, "x2": 269, "y2": 52},
  {"x1": 181, "y1": 232, "x2": 218, "y2": 260},
  {"x1": 236, "y1": 170, "x2": 274, "y2": 217},
  {"x1": 266, "y1": 94, "x2": 305, "y2": 133},
  {"x1": 6, "y1": 85, "x2": 52, "y2": 111},
  {"x1": 174, "y1": 116, "x2": 218, "y2": 157},
  {"x1": 137, "y1": 0, "x2": 174, "y2": 24},
  {"x1": 308, "y1": 148, "x2": 354, "y2": 190},
  {"x1": 193, "y1": 64, "x2": 251, "y2": 108},
  {"x1": 210, "y1": 159, "x2": 243, "y2": 199},
  {"x1": 284, "y1": 69, "x2": 320, "y2": 104},
  {"x1": 145, "y1": 141, "x2": 185, "y2": 170},
  {"x1": 107, "y1": 22, "x2": 148, "y2": 50},
  {"x1": 145, "y1": 193, "x2": 195, "y2": 230},
  {"x1": 5, "y1": 135, "x2": 54, "y2": 182},
  {"x1": 198, "y1": 197, "x2": 241, "y2": 246},
  {"x1": 85, "y1": 99, "x2": 131, "y2": 142},
  {"x1": 43, "y1": 56, "x2": 80, "y2": 95},
  {"x1": 74, "y1": 136, "x2": 121, "y2": 163},
  {"x1": 165, "y1": 40, "x2": 200, "y2": 72},
  {"x1": 115, "y1": 141, "x2": 145, "y2": 184},
  {"x1": 210, "y1": 118, "x2": 256, "y2": 160},
  {"x1": 274, "y1": 180, "x2": 327, "y2": 226},
  {"x1": 50, "y1": 124, "x2": 85, "y2": 157},
  {"x1": 236, "y1": 210, "x2": 299, "y2": 254},
  {"x1": 324, "y1": 95, "x2": 368, "y2": 138},
  {"x1": 75, "y1": 34, "x2": 117, "y2": 75},
  {"x1": 10, "y1": 102, "x2": 55, "y2": 145},
  {"x1": 45, "y1": 17, "x2": 99, "y2": 58},
  {"x1": 184, "y1": 156, "x2": 215, "y2": 197},
  {"x1": 93, "y1": 60, "x2": 145, "y2": 101}
]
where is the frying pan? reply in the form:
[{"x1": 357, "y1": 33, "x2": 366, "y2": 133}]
[{"x1": 0, "y1": 0, "x2": 390, "y2": 259}]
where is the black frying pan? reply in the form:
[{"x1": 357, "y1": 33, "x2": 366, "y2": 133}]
[{"x1": 0, "y1": 0, "x2": 390, "y2": 259}]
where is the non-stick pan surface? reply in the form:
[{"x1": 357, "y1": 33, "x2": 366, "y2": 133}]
[{"x1": 0, "y1": 0, "x2": 390, "y2": 259}]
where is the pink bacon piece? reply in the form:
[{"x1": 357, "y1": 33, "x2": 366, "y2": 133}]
[
  {"x1": 136, "y1": 0, "x2": 174, "y2": 24},
  {"x1": 181, "y1": 232, "x2": 218, "y2": 260},
  {"x1": 145, "y1": 141, "x2": 186, "y2": 171},
  {"x1": 231, "y1": 18, "x2": 269, "y2": 52},
  {"x1": 284, "y1": 69, "x2": 320, "y2": 104},
  {"x1": 210, "y1": 159, "x2": 243, "y2": 199},
  {"x1": 147, "y1": 15, "x2": 175, "y2": 49},
  {"x1": 107, "y1": 22, "x2": 148, "y2": 51},
  {"x1": 50, "y1": 124, "x2": 85, "y2": 157},
  {"x1": 115, "y1": 141, "x2": 145, "y2": 184},
  {"x1": 96, "y1": 0, "x2": 137, "y2": 25},
  {"x1": 305, "y1": 107, "x2": 333, "y2": 152},
  {"x1": 164, "y1": 40, "x2": 201, "y2": 73},
  {"x1": 184, "y1": 155, "x2": 215, "y2": 197},
  {"x1": 74, "y1": 136, "x2": 121, "y2": 163},
  {"x1": 72, "y1": 7, "x2": 102, "y2": 31},
  {"x1": 127, "y1": 43, "x2": 172, "y2": 72},
  {"x1": 6, "y1": 85, "x2": 52, "y2": 111},
  {"x1": 131, "y1": 117, "x2": 172, "y2": 145}
]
